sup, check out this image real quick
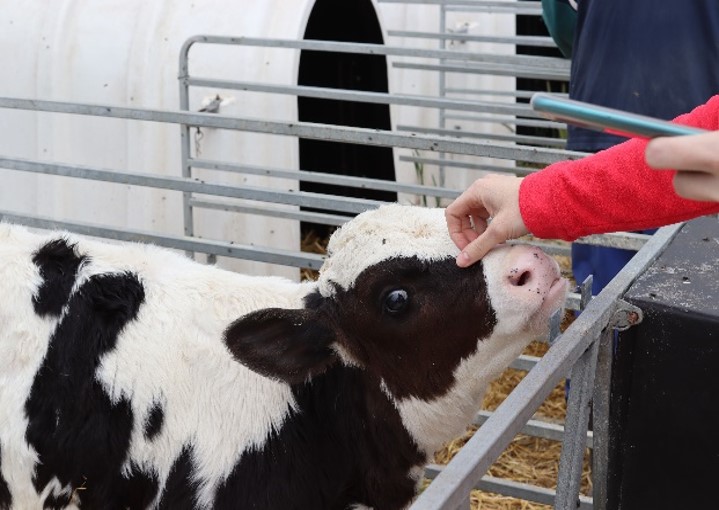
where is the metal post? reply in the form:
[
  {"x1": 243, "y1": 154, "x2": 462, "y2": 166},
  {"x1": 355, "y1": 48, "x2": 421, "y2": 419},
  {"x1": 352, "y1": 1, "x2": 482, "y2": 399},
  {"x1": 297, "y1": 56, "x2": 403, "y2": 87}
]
[
  {"x1": 458, "y1": 494, "x2": 471, "y2": 510},
  {"x1": 438, "y1": 2, "x2": 448, "y2": 188},
  {"x1": 178, "y1": 42, "x2": 195, "y2": 257},
  {"x1": 554, "y1": 328, "x2": 602, "y2": 509},
  {"x1": 590, "y1": 325, "x2": 614, "y2": 510}
]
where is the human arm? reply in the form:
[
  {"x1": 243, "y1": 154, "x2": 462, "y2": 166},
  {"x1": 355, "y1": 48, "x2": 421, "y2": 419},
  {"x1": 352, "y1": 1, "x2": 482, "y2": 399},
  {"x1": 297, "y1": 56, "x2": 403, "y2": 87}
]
[
  {"x1": 446, "y1": 95, "x2": 719, "y2": 267},
  {"x1": 521, "y1": 95, "x2": 719, "y2": 241}
]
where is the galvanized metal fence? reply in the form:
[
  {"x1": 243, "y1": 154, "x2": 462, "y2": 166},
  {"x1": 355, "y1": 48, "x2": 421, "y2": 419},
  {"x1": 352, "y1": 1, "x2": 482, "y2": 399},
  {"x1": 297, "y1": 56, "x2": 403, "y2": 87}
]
[{"x1": 0, "y1": 2, "x2": 667, "y2": 508}]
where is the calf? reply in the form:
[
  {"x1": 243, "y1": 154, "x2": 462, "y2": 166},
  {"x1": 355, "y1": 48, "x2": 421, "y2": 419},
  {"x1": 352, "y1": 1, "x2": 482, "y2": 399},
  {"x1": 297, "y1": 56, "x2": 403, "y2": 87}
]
[{"x1": 0, "y1": 204, "x2": 567, "y2": 510}]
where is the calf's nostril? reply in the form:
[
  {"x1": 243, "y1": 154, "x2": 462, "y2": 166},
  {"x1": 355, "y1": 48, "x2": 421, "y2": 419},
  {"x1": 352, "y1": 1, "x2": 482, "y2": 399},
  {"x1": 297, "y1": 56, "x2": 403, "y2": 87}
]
[{"x1": 509, "y1": 269, "x2": 532, "y2": 287}]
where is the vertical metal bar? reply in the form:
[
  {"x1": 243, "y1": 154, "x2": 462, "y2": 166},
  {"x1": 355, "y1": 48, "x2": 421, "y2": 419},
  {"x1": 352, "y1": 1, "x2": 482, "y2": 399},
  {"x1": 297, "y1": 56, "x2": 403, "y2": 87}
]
[
  {"x1": 591, "y1": 327, "x2": 614, "y2": 510},
  {"x1": 438, "y1": 2, "x2": 447, "y2": 187},
  {"x1": 580, "y1": 275, "x2": 594, "y2": 308},
  {"x1": 555, "y1": 329, "x2": 602, "y2": 510},
  {"x1": 178, "y1": 42, "x2": 195, "y2": 245},
  {"x1": 458, "y1": 494, "x2": 471, "y2": 510}
]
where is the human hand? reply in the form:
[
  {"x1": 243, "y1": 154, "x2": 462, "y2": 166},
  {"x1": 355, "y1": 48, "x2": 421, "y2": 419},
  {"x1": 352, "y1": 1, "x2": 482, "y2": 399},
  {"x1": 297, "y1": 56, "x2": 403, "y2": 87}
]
[
  {"x1": 445, "y1": 174, "x2": 529, "y2": 267},
  {"x1": 645, "y1": 130, "x2": 719, "y2": 202}
]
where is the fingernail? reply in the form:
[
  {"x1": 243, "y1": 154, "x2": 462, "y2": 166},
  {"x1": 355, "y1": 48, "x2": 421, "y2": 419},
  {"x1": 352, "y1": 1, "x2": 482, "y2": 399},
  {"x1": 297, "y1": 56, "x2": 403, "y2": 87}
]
[{"x1": 456, "y1": 252, "x2": 470, "y2": 267}]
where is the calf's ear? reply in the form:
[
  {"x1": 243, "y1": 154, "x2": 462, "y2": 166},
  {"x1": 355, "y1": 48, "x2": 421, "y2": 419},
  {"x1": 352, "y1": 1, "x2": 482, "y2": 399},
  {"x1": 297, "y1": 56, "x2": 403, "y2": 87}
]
[{"x1": 224, "y1": 308, "x2": 337, "y2": 384}]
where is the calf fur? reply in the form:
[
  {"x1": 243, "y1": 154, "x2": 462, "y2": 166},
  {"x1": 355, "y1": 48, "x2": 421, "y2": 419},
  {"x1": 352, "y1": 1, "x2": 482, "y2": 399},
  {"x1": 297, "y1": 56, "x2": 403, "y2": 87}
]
[{"x1": 0, "y1": 204, "x2": 566, "y2": 510}]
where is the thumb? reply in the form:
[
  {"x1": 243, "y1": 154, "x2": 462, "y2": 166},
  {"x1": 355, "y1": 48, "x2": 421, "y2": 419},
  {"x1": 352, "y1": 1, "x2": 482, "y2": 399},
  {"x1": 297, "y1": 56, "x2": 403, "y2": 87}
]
[{"x1": 456, "y1": 226, "x2": 505, "y2": 267}]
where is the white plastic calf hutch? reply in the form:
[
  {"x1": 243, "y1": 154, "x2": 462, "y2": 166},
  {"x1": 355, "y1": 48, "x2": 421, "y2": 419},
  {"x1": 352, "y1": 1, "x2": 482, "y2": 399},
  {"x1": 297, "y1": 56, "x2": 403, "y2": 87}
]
[{"x1": 0, "y1": 0, "x2": 515, "y2": 279}]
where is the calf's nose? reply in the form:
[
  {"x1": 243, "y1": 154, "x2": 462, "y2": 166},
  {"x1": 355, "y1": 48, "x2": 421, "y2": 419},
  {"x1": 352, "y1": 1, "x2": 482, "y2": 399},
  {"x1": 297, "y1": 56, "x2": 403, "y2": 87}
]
[{"x1": 504, "y1": 246, "x2": 560, "y2": 294}]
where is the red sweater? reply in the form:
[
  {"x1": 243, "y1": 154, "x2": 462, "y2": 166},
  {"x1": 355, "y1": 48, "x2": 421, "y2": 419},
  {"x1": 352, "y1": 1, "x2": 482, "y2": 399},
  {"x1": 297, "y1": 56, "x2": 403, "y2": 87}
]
[{"x1": 520, "y1": 95, "x2": 719, "y2": 241}]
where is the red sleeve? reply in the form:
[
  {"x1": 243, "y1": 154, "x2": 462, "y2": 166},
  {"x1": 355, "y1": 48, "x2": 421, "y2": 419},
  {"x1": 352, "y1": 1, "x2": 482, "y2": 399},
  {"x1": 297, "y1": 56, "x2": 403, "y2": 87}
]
[{"x1": 520, "y1": 94, "x2": 719, "y2": 241}]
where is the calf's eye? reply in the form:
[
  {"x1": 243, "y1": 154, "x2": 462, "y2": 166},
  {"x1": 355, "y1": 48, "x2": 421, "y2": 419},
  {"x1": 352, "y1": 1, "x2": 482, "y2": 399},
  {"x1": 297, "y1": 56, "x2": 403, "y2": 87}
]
[{"x1": 384, "y1": 289, "x2": 410, "y2": 314}]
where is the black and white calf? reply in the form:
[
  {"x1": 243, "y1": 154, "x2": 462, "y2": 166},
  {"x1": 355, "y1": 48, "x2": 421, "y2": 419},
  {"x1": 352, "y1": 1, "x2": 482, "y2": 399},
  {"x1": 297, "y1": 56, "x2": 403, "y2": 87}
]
[{"x1": 0, "y1": 204, "x2": 567, "y2": 510}]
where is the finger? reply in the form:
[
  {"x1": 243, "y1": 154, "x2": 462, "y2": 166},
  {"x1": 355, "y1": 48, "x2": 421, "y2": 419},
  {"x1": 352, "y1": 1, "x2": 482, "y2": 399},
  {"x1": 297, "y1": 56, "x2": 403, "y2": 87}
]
[
  {"x1": 646, "y1": 132, "x2": 719, "y2": 174},
  {"x1": 456, "y1": 226, "x2": 506, "y2": 267},
  {"x1": 445, "y1": 201, "x2": 476, "y2": 234},
  {"x1": 447, "y1": 213, "x2": 473, "y2": 249},
  {"x1": 672, "y1": 171, "x2": 719, "y2": 202}
]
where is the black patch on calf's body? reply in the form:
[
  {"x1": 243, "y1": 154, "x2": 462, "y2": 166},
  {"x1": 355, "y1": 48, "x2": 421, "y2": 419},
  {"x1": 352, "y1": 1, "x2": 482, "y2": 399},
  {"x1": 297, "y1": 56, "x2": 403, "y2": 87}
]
[
  {"x1": 0, "y1": 445, "x2": 11, "y2": 509},
  {"x1": 121, "y1": 467, "x2": 160, "y2": 509},
  {"x1": 157, "y1": 448, "x2": 200, "y2": 510},
  {"x1": 213, "y1": 365, "x2": 423, "y2": 510},
  {"x1": 331, "y1": 256, "x2": 497, "y2": 400},
  {"x1": 32, "y1": 238, "x2": 87, "y2": 317},
  {"x1": 24, "y1": 272, "x2": 156, "y2": 508},
  {"x1": 144, "y1": 401, "x2": 165, "y2": 440},
  {"x1": 42, "y1": 492, "x2": 72, "y2": 509}
]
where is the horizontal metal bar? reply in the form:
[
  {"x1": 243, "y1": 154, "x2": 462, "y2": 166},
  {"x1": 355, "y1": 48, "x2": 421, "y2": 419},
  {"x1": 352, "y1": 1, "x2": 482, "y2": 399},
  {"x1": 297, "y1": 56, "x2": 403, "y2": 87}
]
[
  {"x1": 443, "y1": 113, "x2": 566, "y2": 130},
  {"x1": 188, "y1": 198, "x2": 350, "y2": 227},
  {"x1": 397, "y1": 125, "x2": 567, "y2": 148},
  {"x1": 399, "y1": 155, "x2": 529, "y2": 175},
  {"x1": 387, "y1": 30, "x2": 556, "y2": 47},
  {"x1": 190, "y1": 158, "x2": 460, "y2": 199},
  {"x1": 444, "y1": 4, "x2": 541, "y2": 13},
  {"x1": 0, "y1": 157, "x2": 383, "y2": 214},
  {"x1": 179, "y1": 35, "x2": 566, "y2": 71},
  {"x1": 473, "y1": 410, "x2": 594, "y2": 449},
  {"x1": 393, "y1": 61, "x2": 571, "y2": 81},
  {"x1": 445, "y1": 89, "x2": 567, "y2": 99},
  {"x1": 186, "y1": 77, "x2": 540, "y2": 118},
  {"x1": 410, "y1": 222, "x2": 683, "y2": 510},
  {"x1": 0, "y1": 98, "x2": 585, "y2": 165},
  {"x1": 378, "y1": 0, "x2": 542, "y2": 14},
  {"x1": 423, "y1": 467, "x2": 593, "y2": 510},
  {"x1": 574, "y1": 232, "x2": 650, "y2": 251},
  {"x1": 0, "y1": 210, "x2": 326, "y2": 269},
  {"x1": 565, "y1": 292, "x2": 581, "y2": 311},
  {"x1": 508, "y1": 354, "x2": 540, "y2": 372}
]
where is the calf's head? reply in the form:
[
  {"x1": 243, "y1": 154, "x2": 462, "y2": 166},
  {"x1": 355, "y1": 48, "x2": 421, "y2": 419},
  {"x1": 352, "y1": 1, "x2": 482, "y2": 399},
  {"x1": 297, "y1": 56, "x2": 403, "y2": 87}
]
[{"x1": 225, "y1": 204, "x2": 567, "y2": 453}]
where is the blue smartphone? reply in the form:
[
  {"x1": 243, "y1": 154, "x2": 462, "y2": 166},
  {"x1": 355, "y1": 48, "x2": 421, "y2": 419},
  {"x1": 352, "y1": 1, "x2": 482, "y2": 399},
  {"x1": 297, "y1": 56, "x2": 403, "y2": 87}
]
[{"x1": 530, "y1": 93, "x2": 707, "y2": 139}]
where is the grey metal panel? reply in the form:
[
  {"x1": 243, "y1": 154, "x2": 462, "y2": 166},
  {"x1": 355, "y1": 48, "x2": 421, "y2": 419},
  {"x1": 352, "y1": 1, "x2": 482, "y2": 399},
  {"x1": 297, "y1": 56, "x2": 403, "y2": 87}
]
[
  {"x1": 179, "y1": 35, "x2": 567, "y2": 70},
  {"x1": 397, "y1": 124, "x2": 568, "y2": 148},
  {"x1": 187, "y1": 198, "x2": 350, "y2": 227},
  {"x1": 190, "y1": 158, "x2": 462, "y2": 199},
  {"x1": 0, "y1": 210, "x2": 326, "y2": 269},
  {"x1": 386, "y1": 30, "x2": 557, "y2": 47},
  {"x1": 508, "y1": 354, "x2": 541, "y2": 372},
  {"x1": 473, "y1": 410, "x2": 594, "y2": 448},
  {"x1": 442, "y1": 113, "x2": 566, "y2": 130},
  {"x1": 423, "y1": 466, "x2": 593, "y2": 510},
  {"x1": 399, "y1": 156, "x2": 539, "y2": 178},
  {"x1": 393, "y1": 61, "x2": 571, "y2": 81},
  {"x1": 0, "y1": 157, "x2": 384, "y2": 214},
  {"x1": 555, "y1": 333, "x2": 601, "y2": 509},
  {"x1": 185, "y1": 78, "x2": 544, "y2": 117},
  {"x1": 377, "y1": 0, "x2": 543, "y2": 15},
  {"x1": 591, "y1": 326, "x2": 614, "y2": 510},
  {"x1": 0, "y1": 98, "x2": 585, "y2": 165},
  {"x1": 574, "y1": 232, "x2": 649, "y2": 251}
]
